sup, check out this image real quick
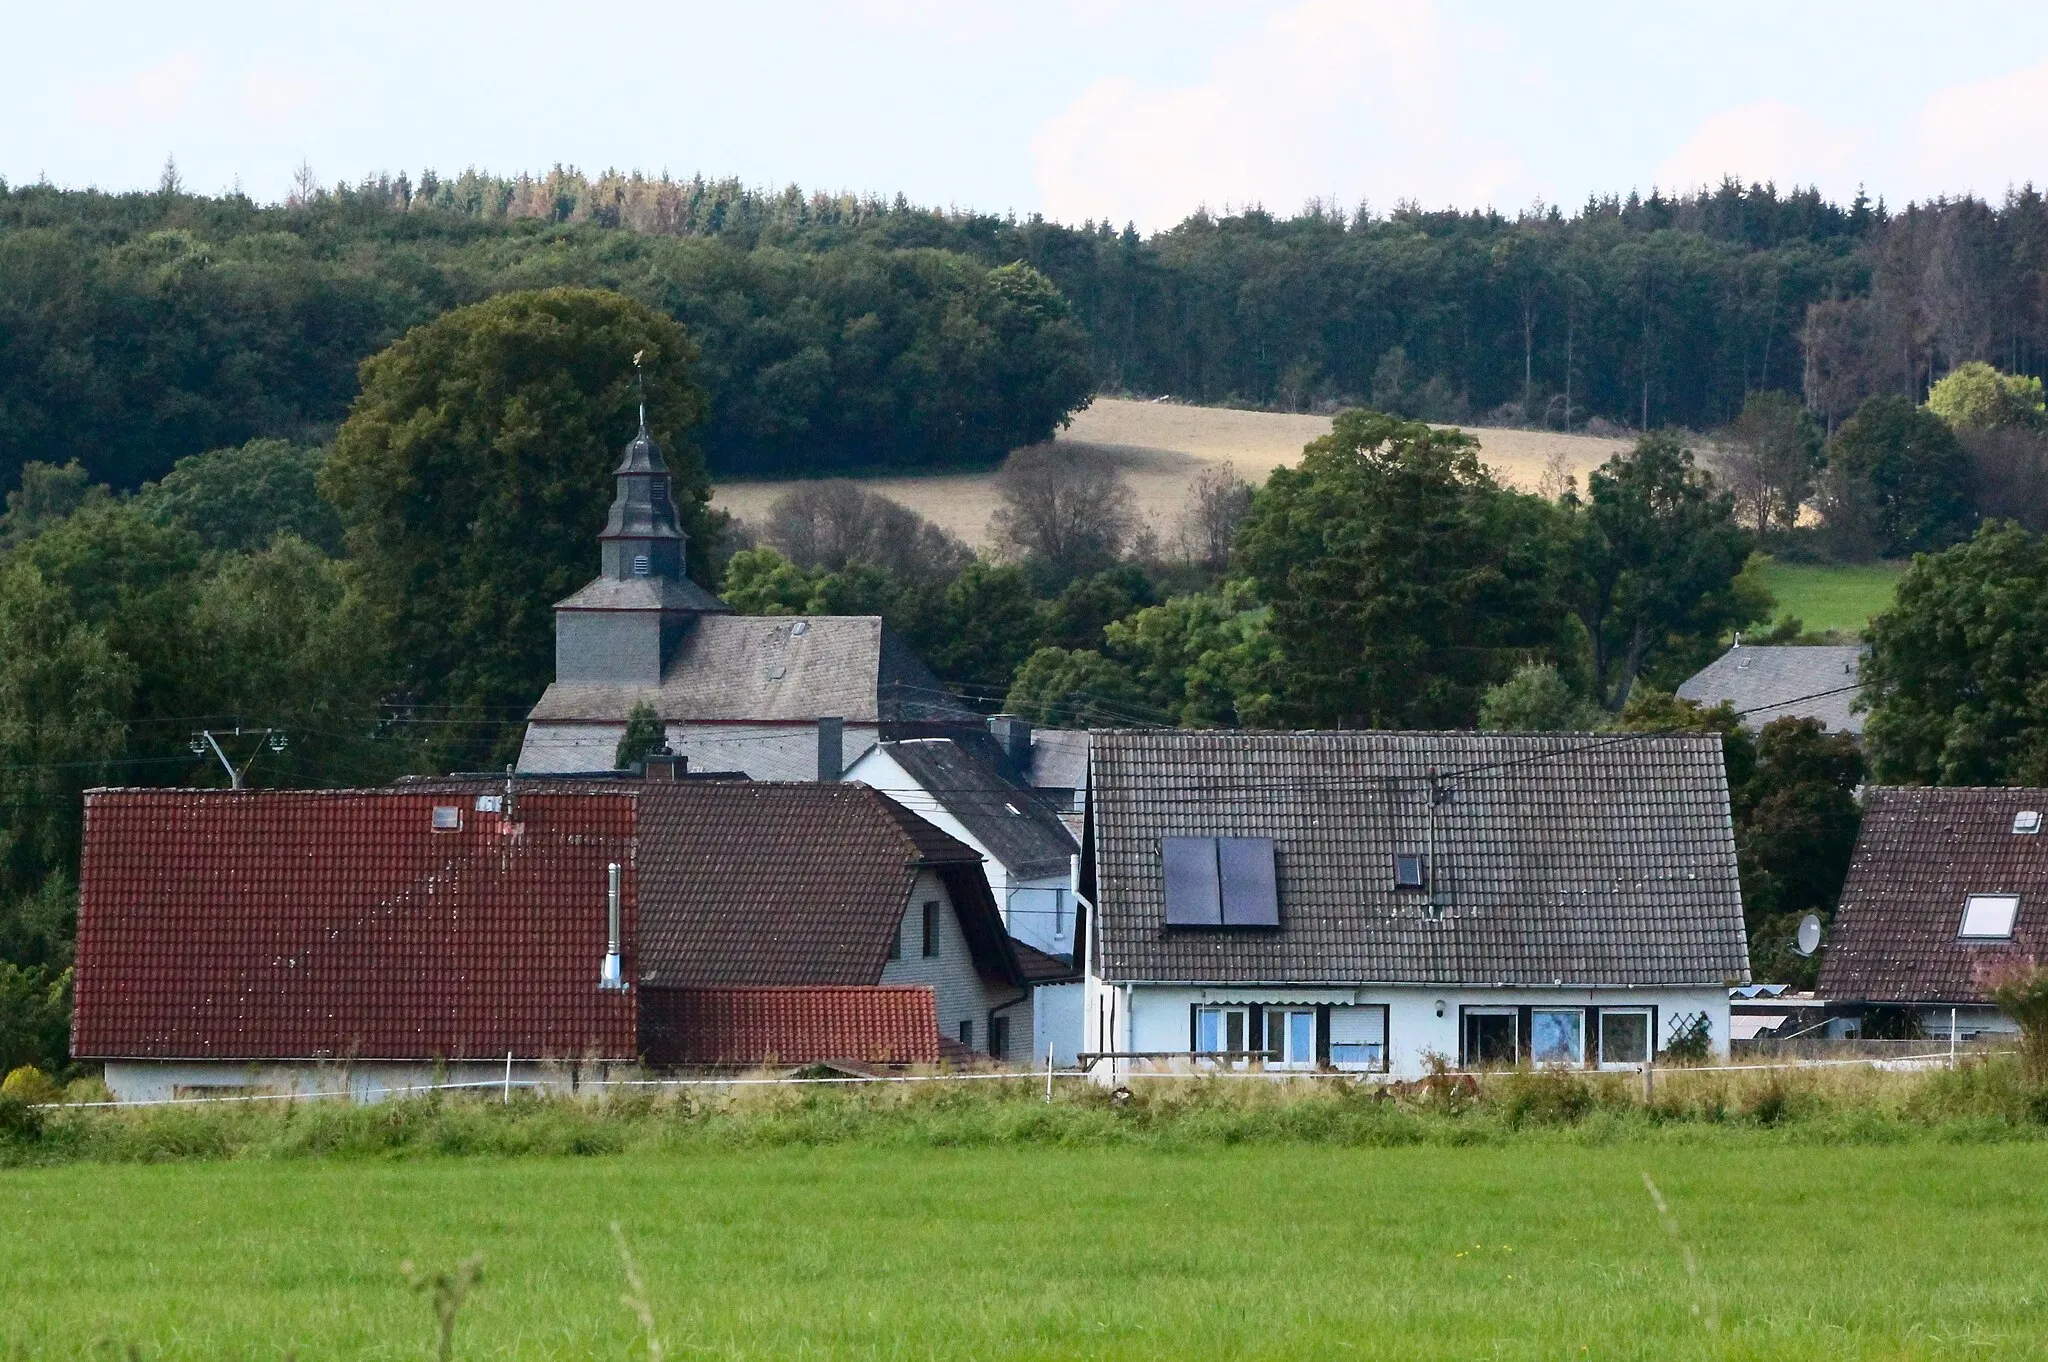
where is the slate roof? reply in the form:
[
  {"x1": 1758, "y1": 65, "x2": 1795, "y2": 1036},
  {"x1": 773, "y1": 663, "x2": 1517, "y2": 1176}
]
[
  {"x1": 1086, "y1": 730, "x2": 1749, "y2": 987},
  {"x1": 1676, "y1": 644, "x2": 1865, "y2": 735},
  {"x1": 527, "y1": 615, "x2": 976, "y2": 725},
  {"x1": 554, "y1": 576, "x2": 729, "y2": 613},
  {"x1": 639, "y1": 985, "x2": 939, "y2": 1066},
  {"x1": 876, "y1": 739, "x2": 1078, "y2": 880},
  {"x1": 623, "y1": 782, "x2": 1023, "y2": 990},
  {"x1": 72, "y1": 790, "x2": 639, "y2": 1061},
  {"x1": 1029, "y1": 729, "x2": 1091, "y2": 792},
  {"x1": 1818, "y1": 787, "x2": 2048, "y2": 1003}
]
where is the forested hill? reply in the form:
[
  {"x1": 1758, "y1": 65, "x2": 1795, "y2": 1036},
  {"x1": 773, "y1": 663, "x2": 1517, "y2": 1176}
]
[{"x1": 5, "y1": 169, "x2": 2046, "y2": 493}]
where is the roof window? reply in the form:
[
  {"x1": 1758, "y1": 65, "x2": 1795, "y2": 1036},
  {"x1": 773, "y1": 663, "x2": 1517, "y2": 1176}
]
[
  {"x1": 1393, "y1": 853, "x2": 1426, "y2": 889},
  {"x1": 1161, "y1": 836, "x2": 1279, "y2": 928},
  {"x1": 1960, "y1": 893, "x2": 2020, "y2": 940},
  {"x1": 2015, "y1": 810, "x2": 2042, "y2": 835},
  {"x1": 430, "y1": 806, "x2": 462, "y2": 832}
]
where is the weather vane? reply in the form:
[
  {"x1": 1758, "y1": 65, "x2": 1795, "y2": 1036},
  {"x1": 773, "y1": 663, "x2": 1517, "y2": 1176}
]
[{"x1": 632, "y1": 348, "x2": 648, "y2": 429}]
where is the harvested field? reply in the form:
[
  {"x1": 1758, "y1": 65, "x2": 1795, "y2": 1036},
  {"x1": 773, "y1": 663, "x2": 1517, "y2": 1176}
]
[{"x1": 711, "y1": 398, "x2": 1633, "y2": 550}]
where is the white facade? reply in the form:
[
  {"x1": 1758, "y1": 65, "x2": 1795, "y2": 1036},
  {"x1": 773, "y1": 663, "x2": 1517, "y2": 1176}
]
[
  {"x1": 101, "y1": 1058, "x2": 637, "y2": 1104},
  {"x1": 843, "y1": 746, "x2": 1078, "y2": 958},
  {"x1": 520, "y1": 720, "x2": 880, "y2": 781},
  {"x1": 1031, "y1": 981, "x2": 1085, "y2": 1067},
  {"x1": 1080, "y1": 972, "x2": 1731, "y2": 1083},
  {"x1": 879, "y1": 868, "x2": 1028, "y2": 1059}
]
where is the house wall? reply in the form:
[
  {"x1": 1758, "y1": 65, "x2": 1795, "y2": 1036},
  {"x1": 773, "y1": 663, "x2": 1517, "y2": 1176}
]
[
  {"x1": 101, "y1": 1058, "x2": 634, "y2": 1104},
  {"x1": 1082, "y1": 975, "x2": 1731, "y2": 1083},
  {"x1": 880, "y1": 868, "x2": 1013, "y2": 1054},
  {"x1": 842, "y1": 748, "x2": 1076, "y2": 958},
  {"x1": 520, "y1": 721, "x2": 880, "y2": 780},
  {"x1": 1032, "y1": 981, "x2": 1085, "y2": 1067}
]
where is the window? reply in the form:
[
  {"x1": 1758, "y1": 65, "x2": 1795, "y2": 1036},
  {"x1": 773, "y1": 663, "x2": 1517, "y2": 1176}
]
[
  {"x1": 1464, "y1": 1009, "x2": 1517, "y2": 1067},
  {"x1": 1195, "y1": 1006, "x2": 1251, "y2": 1067},
  {"x1": 631, "y1": 554, "x2": 651, "y2": 577},
  {"x1": 958, "y1": 1018, "x2": 974, "y2": 1050},
  {"x1": 989, "y1": 1015, "x2": 1010, "y2": 1059},
  {"x1": 1161, "y1": 837, "x2": 1279, "y2": 927},
  {"x1": 1960, "y1": 893, "x2": 2021, "y2": 940},
  {"x1": 1268, "y1": 1009, "x2": 1316, "y2": 1068},
  {"x1": 1329, "y1": 1005, "x2": 1389, "y2": 1071},
  {"x1": 921, "y1": 900, "x2": 941, "y2": 957},
  {"x1": 430, "y1": 806, "x2": 461, "y2": 832},
  {"x1": 1392, "y1": 853, "x2": 1426, "y2": 889},
  {"x1": 2016, "y1": 810, "x2": 2042, "y2": 835},
  {"x1": 887, "y1": 916, "x2": 902, "y2": 961},
  {"x1": 1598, "y1": 1009, "x2": 1651, "y2": 1065},
  {"x1": 1531, "y1": 1009, "x2": 1585, "y2": 1066},
  {"x1": 650, "y1": 477, "x2": 667, "y2": 502}
]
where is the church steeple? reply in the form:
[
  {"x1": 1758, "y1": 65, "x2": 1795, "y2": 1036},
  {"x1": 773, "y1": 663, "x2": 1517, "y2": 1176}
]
[{"x1": 598, "y1": 386, "x2": 687, "y2": 581}]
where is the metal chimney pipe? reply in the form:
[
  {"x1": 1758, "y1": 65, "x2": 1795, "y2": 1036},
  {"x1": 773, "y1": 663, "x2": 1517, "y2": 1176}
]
[
  {"x1": 600, "y1": 861, "x2": 624, "y2": 990},
  {"x1": 817, "y1": 716, "x2": 844, "y2": 782}
]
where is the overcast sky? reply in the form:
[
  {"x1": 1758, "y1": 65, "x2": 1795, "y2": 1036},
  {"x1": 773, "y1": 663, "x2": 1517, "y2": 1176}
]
[{"x1": 11, "y1": 0, "x2": 2048, "y2": 230}]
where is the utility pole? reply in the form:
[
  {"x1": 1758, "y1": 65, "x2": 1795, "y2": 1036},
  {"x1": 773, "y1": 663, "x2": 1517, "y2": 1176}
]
[{"x1": 190, "y1": 728, "x2": 288, "y2": 790}]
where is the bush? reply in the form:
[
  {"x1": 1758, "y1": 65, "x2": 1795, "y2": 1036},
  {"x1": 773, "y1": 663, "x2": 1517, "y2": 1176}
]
[{"x1": 0, "y1": 1064, "x2": 61, "y2": 1104}]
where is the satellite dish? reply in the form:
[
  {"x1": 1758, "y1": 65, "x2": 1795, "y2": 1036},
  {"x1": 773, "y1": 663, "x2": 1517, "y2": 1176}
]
[{"x1": 1794, "y1": 913, "x2": 1823, "y2": 957}]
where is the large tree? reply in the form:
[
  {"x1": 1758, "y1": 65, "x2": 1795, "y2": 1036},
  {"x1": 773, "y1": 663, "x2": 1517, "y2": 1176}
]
[
  {"x1": 1233, "y1": 408, "x2": 1564, "y2": 729},
  {"x1": 1862, "y1": 522, "x2": 2048, "y2": 785},
  {"x1": 1566, "y1": 433, "x2": 1763, "y2": 712},
  {"x1": 1827, "y1": 395, "x2": 1977, "y2": 556},
  {"x1": 321, "y1": 288, "x2": 716, "y2": 767}
]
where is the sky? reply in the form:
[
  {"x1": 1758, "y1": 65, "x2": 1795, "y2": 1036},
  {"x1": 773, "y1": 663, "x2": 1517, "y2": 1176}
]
[{"x1": 9, "y1": 0, "x2": 2048, "y2": 230}]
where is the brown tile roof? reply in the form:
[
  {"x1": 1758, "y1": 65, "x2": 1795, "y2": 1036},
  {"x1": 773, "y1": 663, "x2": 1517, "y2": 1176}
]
[
  {"x1": 1013, "y1": 939, "x2": 1080, "y2": 983},
  {"x1": 639, "y1": 985, "x2": 938, "y2": 1065},
  {"x1": 1086, "y1": 729, "x2": 1749, "y2": 987},
  {"x1": 72, "y1": 789, "x2": 638, "y2": 1061},
  {"x1": 1818, "y1": 786, "x2": 2048, "y2": 1003}
]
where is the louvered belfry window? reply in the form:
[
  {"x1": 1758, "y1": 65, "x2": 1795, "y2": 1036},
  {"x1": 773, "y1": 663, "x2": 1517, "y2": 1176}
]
[{"x1": 1161, "y1": 837, "x2": 1279, "y2": 927}]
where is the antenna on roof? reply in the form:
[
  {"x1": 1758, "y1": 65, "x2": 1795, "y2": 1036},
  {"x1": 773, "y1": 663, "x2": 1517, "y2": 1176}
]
[
  {"x1": 1794, "y1": 913, "x2": 1822, "y2": 957},
  {"x1": 632, "y1": 348, "x2": 648, "y2": 434},
  {"x1": 503, "y1": 762, "x2": 518, "y2": 824}
]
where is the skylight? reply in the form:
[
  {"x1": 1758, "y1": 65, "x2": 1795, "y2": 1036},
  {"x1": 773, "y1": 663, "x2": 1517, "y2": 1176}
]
[
  {"x1": 1960, "y1": 893, "x2": 2021, "y2": 940},
  {"x1": 2015, "y1": 811, "x2": 2042, "y2": 835},
  {"x1": 1393, "y1": 854, "x2": 1426, "y2": 889}
]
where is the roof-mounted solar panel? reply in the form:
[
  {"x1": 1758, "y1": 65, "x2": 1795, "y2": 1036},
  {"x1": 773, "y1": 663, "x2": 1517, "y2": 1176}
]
[
  {"x1": 1161, "y1": 837, "x2": 1223, "y2": 926},
  {"x1": 1219, "y1": 837, "x2": 1279, "y2": 927}
]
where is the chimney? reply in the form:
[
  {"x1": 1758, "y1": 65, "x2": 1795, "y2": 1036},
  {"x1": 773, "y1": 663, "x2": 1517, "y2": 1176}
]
[
  {"x1": 643, "y1": 748, "x2": 685, "y2": 782},
  {"x1": 988, "y1": 714, "x2": 1032, "y2": 774},
  {"x1": 599, "y1": 862, "x2": 625, "y2": 990},
  {"x1": 817, "y1": 716, "x2": 844, "y2": 782}
]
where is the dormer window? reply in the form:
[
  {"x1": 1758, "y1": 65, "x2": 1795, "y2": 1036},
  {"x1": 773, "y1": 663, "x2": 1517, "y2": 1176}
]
[{"x1": 1960, "y1": 893, "x2": 2020, "y2": 940}]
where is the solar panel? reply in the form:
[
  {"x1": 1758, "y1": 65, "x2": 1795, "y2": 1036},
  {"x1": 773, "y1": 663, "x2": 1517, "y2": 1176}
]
[
  {"x1": 1161, "y1": 837, "x2": 1223, "y2": 926},
  {"x1": 1219, "y1": 837, "x2": 1279, "y2": 927}
]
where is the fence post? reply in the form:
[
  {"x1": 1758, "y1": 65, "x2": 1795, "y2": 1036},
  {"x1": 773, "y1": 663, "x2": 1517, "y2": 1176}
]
[
  {"x1": 1950, "y1": 1007, "x2": 1958, "y2": 1069},
  {"x1": 503, "y1": 1050, "x2": 513, "y2": 1104},
  {"x1": 1641, "y1": 1058, "x2": 1654, "y2": 1104},
  {"x1": 1045, "y1": 1043, "x2": 1055, "y2": 1103}
]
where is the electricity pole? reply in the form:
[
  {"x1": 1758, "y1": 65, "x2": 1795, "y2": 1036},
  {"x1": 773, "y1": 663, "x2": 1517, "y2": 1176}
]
[{"x1": 190, "y1": 728, "x2": 289, "y2": 790}]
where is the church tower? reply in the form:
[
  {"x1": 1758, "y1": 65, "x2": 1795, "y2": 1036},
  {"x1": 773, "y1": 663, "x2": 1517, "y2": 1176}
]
[{"x1": 550, "y1": 406, "x2": 728, "y2": 689}]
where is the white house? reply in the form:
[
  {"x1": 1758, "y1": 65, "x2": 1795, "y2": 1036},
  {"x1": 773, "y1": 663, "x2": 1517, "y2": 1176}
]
[{"x1": 1077, "y1": 730, "x2": 1748, "y2": 1082}]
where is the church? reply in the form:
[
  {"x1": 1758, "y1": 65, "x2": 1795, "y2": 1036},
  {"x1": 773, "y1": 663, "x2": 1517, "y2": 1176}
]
[{"x1": 516, "y1": 411, "x2": 988, "y2": 781}]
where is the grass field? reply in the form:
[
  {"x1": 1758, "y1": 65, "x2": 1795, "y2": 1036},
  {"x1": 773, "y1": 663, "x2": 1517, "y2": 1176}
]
[
  {"x1": 1756, "y1": 559, "x2": 1908, "y2": 636},
  {"x1": 7, "y1": 1140, "x2": 2048, "y2": 1360},
  {"x1": 710, "y1": 398, "x2": 1633, "y2": 549}
]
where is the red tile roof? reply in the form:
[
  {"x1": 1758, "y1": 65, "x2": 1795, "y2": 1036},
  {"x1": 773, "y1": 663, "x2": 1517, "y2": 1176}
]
[
  {"x1": 1820, "y1": 786, "x2": 2048, "y2": 1003},
  {"x1": 73, "y1": 790, "x2": 639, "y2": 1061},
  {"x1": 640, "y1": 985, "x2": 938, "y2": 1065}
]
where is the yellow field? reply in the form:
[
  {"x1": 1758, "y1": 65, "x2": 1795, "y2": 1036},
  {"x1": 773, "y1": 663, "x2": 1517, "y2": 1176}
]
[{"x1": 710, "y1": 398, "x2": 1634, "y2": 548}]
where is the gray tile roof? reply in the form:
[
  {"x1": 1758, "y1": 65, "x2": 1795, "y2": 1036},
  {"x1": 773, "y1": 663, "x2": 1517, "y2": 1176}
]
[
  {"x1": 1818, "y1": 786, "x2": 2048, "y2": 1003},
  {"x1": 1086, "y1": 730, "x2": 1749, "y2": 987},
  {"x1": 554, "y1": 576, "x2": 729, "y2": 613},
  {"x1": 528, "y1": 615, "x2": 978, "y2": 725},
  {"x1": 878, "y1": 738, "x2": 1078, "y2": 880},
  {"x1": 1676, "y1": 645, "x2": 1864, "y2": 735}
]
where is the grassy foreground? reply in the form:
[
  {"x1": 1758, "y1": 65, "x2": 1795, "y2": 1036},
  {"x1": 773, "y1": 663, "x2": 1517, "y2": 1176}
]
[
  {"x1": 1756, "y1": 558, "x2": 1906, "y2": 636},
  {"x1": 6, "y1": 1139, "x2": 2048, "y2": 1360},
  {"x1": 5, "y1": 1067, "x2": 2048, "y2": 1358}
]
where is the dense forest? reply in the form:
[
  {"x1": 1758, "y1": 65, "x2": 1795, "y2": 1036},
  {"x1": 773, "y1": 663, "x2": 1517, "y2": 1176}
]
[{"x1": 11, "y1": 166, "x2": 2048, "y2": 501}]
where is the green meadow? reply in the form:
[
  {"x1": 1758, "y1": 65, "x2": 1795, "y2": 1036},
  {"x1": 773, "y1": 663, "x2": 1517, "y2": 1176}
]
[
  {"x1": 1755, "y1": 559, "x2": 1908, "y2": 637},
  {"x1": 7, "y1": 1070, "x2": 2048, "y2": 1360}
]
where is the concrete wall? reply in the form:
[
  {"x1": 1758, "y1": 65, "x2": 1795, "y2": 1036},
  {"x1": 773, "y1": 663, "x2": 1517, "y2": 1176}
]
[
  {"x1": 880, "y1": 868, "x2": 1013, "y2": 1054},
  {"x1": 101, "y1": 1058, "x2": 635, "y2": 1104},
  {"x1": 1082, "y1": 975, "x2": 1731, "y2": 1083}
]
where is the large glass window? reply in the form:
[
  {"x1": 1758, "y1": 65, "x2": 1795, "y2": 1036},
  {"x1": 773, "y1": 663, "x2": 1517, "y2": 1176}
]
[
  {"x1": 1265, "y1": 1009, "x2": 1316, "y2": 1068},
  {"x1": 1196, "y1": 1007, "x2": 1250, "y2": 1067},
  {"x1": 1464, "y1": 1009, "x2": 1517, "y2": 1067},
  {"x1": 1531, "y1": 1009, "x2": 1586, "y2": 1066},
  {"x1": 1599, "y1": 1010, "x2": 1651, "y2": 1065}
]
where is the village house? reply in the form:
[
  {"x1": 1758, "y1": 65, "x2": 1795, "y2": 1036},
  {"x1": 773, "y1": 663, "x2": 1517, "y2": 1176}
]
[
  {"x1": 72, "y1": 781, "x2": 1029, "y2": 1101},
  {"x1": 1076, "y1": 730, "x2": 1749, "y2": 1081},
  {"x1": 1676, "y1": 641, "x2": 1865, "y2": 736},
  {"x1": 1817, "y1": 786, "x2": 2048, "y2": 1039}
]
